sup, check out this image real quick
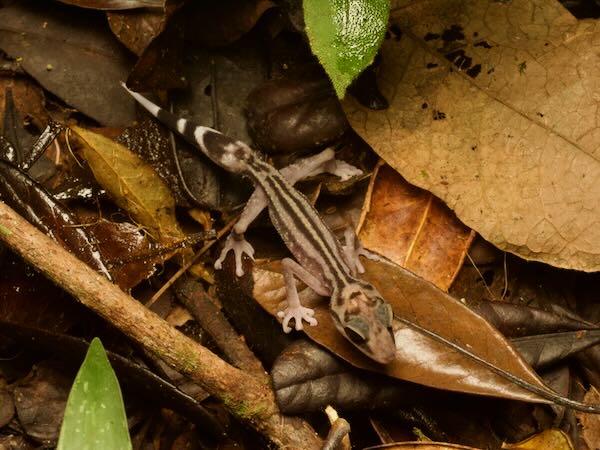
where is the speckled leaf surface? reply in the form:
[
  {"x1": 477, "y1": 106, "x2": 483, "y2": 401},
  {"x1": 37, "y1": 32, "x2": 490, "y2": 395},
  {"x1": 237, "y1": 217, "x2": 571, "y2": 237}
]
[
  {"x1": 57, "y1": 338, "x2": 131, "y2": 450},
  {"x1": 343, "y1": 0, "x2": 600, "y2": 271}
]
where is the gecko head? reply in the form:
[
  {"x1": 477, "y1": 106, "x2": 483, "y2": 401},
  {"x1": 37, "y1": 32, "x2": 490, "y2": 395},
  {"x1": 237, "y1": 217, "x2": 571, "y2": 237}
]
[{"x1": 330, "y1": 281, "x2": 396, "y2": 364}]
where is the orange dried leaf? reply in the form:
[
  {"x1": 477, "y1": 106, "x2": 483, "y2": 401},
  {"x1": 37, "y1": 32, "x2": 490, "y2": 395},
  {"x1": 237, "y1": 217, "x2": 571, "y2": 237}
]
[{"x1": 359, "y1": 163, "x2": 474, "y2": 291}]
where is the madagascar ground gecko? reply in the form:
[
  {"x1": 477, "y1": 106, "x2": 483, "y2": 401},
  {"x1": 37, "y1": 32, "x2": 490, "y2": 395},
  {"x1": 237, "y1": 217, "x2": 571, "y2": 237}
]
[{"x1": 122, "y1": 83, "x2": 397, "y2": 364}]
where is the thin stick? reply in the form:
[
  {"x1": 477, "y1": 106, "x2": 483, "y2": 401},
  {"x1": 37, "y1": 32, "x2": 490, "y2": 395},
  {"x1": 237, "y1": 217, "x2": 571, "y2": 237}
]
[{"x1": 146, "y1": 217, "x2": 236, "y2": 307}]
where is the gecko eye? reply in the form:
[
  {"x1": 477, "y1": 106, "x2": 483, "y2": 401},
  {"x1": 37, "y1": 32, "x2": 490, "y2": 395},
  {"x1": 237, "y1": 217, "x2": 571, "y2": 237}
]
[
  {"x1": 376, "y1": 303, "x2": 394, "y2": 328},
  {"x1": 344, "y1": 318, "x2": 369, "y2": 343}
]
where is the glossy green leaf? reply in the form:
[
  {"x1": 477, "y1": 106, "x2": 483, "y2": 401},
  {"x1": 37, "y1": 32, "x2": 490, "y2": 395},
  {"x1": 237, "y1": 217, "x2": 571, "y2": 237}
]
[
  {"x1": 304, "y1": 0, "x2": 390, "y2": 97},
  {"x1": 57, "y1": 338, "x2": 131, "y2": 450}
]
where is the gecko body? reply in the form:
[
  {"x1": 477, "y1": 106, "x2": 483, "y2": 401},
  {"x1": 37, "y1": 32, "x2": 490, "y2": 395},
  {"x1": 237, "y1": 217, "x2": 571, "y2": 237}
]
[{"x1": 123, "y1": 84, "x2": 396, "y2": 364}]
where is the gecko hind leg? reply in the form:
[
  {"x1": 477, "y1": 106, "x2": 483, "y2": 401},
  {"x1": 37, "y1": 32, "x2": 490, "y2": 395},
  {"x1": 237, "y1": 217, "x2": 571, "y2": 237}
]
[
  {"x1": 342, "y1": 228, "x2": 385, "y2": 275},
  {"x1": 277, "y1": 258, "x2": 330, "y2": 332}
]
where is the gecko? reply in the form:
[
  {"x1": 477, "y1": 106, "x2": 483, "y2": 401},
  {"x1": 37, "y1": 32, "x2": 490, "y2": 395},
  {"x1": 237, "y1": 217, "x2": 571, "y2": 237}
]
[{"x1": 122, "y1": 83, "x2": 397, "y2": 364}]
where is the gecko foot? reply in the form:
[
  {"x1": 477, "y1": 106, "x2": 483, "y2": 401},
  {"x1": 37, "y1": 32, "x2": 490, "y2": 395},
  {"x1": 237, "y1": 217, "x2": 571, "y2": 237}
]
[
  {"x1": 342, "y1": 228, "x2": 385, "y2": 274},
  {"x1": 322, "y1": 159, "x2": 363, "y2": 181},
  {"x1": 310, "y1": 159, "x2": 362, "y2": 181},
  {"x1": 277, "y1": 305, "x2": 318, "y2": 333},
  {"x1": 214, "y1": 232, "x2": 255, "y2": 277}
]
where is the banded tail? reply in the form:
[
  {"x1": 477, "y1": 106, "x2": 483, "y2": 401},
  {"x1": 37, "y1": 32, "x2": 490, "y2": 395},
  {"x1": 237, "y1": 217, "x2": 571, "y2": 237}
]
[{"x1": 121, "y1": 82, "x2": 253, "y2": 174}]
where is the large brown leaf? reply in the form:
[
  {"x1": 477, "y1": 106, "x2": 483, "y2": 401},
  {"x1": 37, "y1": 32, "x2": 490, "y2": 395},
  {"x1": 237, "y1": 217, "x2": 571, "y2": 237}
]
[
  {"x1": 252, "y1": 257, "x2": 597, "y2": 409},
  {"x1": 343, "y1": 0, "x2": 600, "y2": 271}
]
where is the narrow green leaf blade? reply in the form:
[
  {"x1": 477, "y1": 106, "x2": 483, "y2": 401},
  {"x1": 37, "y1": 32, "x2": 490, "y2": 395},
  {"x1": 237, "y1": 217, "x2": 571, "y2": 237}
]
[
  {"x1": 304, "y1": 0, "x2": 390, "y2": 97},
  {"x1": 57, "y1": 338, "x2": 131, "y2": 450}
]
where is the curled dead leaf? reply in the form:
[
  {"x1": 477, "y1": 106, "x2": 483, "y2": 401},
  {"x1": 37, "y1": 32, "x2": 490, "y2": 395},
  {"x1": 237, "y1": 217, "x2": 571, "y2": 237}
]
[{"x1": 359, "y1": 163, "x2": 474, "y2": 291}]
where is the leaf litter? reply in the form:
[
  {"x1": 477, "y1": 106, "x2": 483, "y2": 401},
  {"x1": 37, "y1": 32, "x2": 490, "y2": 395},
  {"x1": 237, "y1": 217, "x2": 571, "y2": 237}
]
[{"x1": 1, "y1": 0, "x2": 600, "y2": 448}]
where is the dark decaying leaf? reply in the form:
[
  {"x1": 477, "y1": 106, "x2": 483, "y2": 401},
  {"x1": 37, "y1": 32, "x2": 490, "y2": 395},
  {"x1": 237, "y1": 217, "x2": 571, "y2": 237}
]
[
  {"x1": 12, "y1": 363, "x2": 71, "y2": 443},
  {"x1": 245, "y1": 77, "x2": 349, "y2": 154},
  {"x1": 576, "y1": 346, "x2": 600, "y2": 390},
  {"x1": 2, "y1": 88, "x2": 29, "y2": 164},
  {"x1": 57, "y1": 0, "x2": 164, "y2": 10},
  {"x1": 465, "y1": 298, "x2": 597, "y2": 338},
  {"x1": 117, "y1": 117, "x2": 201, "y2": 208},
  {"x1": 107, "y1": 5, "x2": 169, "y2": 57},
  {"x1": 76, "y1": 213, "x2": 161, "y2": 290},
  {"x1": 117, "y1": 4, "x2": 187, "y2": 90},
  {"x1": 0, "y1": 160, "x2": 111, "y2": 279},
  {"x1": 0, "y1": 0, "x2": 135, "y2": 126},
  {"x1": 168, "y1": 41, "x2": 267, "y2": 210},
  {"x1": 0, "y1": 77, "x2": 49, "y2": 131},
  {"x1": 173, "y1": 39, "x2": 264, "y2": 144},
  {"x1": 253, "y1": 258, "x2": 599, "y2": 410},
  {"x1": 272, "y1": 340, "x2": 425, "y2": 414},
  {"x1": 0, "y1": 253, "x2": 87, "y2": 333},
  {"x1": 185, "y1": 0, "x2": 275, "y2": 48},
  {"x1": 511, "y1": 330, "x2": 600, "y2": 370},
  {"x1": 0, "y1": 379, "x2": 14, "y2": 428}
]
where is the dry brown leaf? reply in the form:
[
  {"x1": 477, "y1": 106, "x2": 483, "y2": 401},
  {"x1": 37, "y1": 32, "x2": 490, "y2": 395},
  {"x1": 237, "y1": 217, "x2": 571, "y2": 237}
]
[
  {"x1": 343, "y1": 0, "x2": 600, "y2": 271},
  {"x1": 501, "y1": 429, "x2": 573, "y2": 450},
  {"x1": 253, "y1": 258, "x2": 557, "y2": 405},
  {"x1": 71, "y1": 126, "x2": 186, "y2": 247},
  {"x1": 577, "y1": 387, "x2": 600, "y2": 450},
  {"x1": 359, "y1": 163, "x2": 474, "y2": 291}
]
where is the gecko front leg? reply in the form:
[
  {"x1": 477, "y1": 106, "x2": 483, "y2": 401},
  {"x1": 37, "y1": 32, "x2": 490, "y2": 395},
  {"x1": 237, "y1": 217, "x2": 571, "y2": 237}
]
[
  {"x1": 213, "y1": 187, "x2": 266, "y2": 276},
  {"x1": 341, "y1": 228, "x2": 386, "y2": 275},
  {"x1": 215, "y1": 148, "x2": 361, "y2": 276}
]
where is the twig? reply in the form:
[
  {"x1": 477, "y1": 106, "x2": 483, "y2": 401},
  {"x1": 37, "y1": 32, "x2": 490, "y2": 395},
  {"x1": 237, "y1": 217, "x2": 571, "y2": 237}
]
[
  {"x1": 174, "y1": 277, "x2": 267, "y2": 380},
  {"x1": 0, "y1": 200, "x2": 322, "y2": 449},
  {"x1": 146, "y1": 218, "x2": 236, "y2": 307}
]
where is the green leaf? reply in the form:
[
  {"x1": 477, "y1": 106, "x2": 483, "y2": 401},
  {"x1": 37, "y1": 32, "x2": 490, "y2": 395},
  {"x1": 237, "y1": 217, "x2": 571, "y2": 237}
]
[
  {"x1": 304, "y1": 0, "x2": 390, "y2": 98},
  {"x1": 57, "y1": 338, "x2": 132, "y2": 450}
]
